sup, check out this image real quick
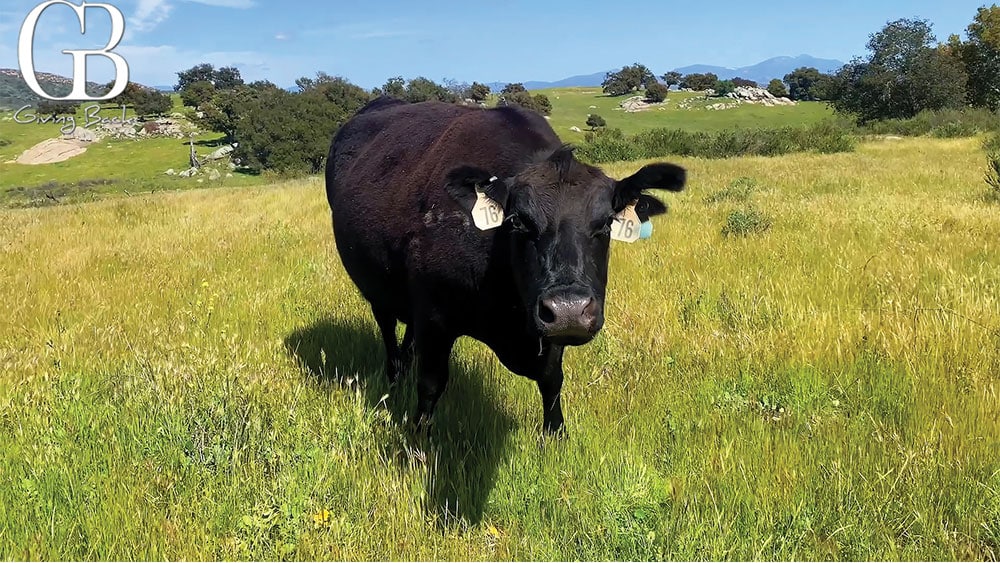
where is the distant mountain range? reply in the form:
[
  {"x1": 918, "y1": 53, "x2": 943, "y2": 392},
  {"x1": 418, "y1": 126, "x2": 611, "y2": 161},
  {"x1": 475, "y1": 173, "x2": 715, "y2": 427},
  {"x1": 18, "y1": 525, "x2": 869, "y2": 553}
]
[{"x1": 488, "y1": 54, "x2": 845, "y2": 91}]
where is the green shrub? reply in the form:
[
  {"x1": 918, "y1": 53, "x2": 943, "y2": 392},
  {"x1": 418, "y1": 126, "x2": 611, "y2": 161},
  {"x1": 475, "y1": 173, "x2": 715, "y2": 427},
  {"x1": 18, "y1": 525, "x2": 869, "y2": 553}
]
[
  {"x1": 586, "y1": 114, "x2": 606, "y2": 130},
  {"x1": 862, "y1": 108, "x2": 1000, "y2": 137},
  {"x1": 984, "y1": 134, "x2": 1000, "y2": 154},
  {"x1": 722, "y1": 205, "x2": 772, "y2": 237},
  {"x1": 0, "y1": 137, "x2": 11, "y2": 148},
  {"x1": 645, "y1": 82, "x2": 669, "y2": 103},
  {"x1": 579, "y1": 128, "x2": 644, "y2": 162},
  {"x1": 577, "y1": 121, "x2": 855, "y2": 163},
  {"x1": 986, "y1": 135, "x2": 1000, "y2": 202},
  {"x1": 705, "y1": 177, "x2": 758, "y2": 204}
]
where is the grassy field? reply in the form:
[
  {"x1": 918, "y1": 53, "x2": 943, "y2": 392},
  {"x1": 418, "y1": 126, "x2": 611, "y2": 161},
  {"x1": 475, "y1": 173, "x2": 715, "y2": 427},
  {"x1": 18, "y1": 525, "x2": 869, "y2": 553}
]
[
  {"x1": 1, "y1": 136, "x2": 997, "y2": 560},
  {"x1": 0, "y1": 97, "x2": 268, "y2": 207},
  {"x1": 534, "y1": 87, "x2": 835, "y2": 143}
]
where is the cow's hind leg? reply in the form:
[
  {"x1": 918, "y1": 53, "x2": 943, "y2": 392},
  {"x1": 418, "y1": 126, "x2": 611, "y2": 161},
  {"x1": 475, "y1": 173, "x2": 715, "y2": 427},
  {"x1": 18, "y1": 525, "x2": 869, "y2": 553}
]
[
  {"x1": 372, "y1": 307, "x2": 405, "y2": 384},
  {"x1": 400, "y1": 324, "x2": 414, "y2": 366}
]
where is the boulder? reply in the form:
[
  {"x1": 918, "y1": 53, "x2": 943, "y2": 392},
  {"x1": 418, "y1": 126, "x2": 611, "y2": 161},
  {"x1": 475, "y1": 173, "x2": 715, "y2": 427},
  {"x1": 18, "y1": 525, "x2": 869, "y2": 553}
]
[
  {"x1": 63, "y1": 127, "x2": 99, "y2": 142},
  {"x1": 165, "y1": 168, "x2": 176, "y2": 175},
  {"x1": 178, "y1": 167, "x2": 199, "y2": 177},
  {"x1": 569, "y1": 126, "x2": 582, "y2": 132},
  {"x1": 207, "y1": 168, "x2": 222, "y2": 181},
  {"x1": 726, "y1": 86, "x2": 798, "y2": 106},
  {"x1": 205, "y1": 144, "x2": 236, "y2": 161}
]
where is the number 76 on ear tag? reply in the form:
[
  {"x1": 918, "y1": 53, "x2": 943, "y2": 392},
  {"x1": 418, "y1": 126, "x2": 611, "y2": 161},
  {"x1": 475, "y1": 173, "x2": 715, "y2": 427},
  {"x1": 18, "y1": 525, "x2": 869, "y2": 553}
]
[
  {"x1": 473, "y1": 189, "x2": 504, "y2": 230},
  {"x1": 611, "y1": 204, "x2": 642, "y2": 243}
]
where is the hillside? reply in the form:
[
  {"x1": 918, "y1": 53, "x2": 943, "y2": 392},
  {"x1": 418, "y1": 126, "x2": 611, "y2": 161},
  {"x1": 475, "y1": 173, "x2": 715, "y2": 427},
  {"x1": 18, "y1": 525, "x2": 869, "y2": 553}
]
[{"x1": 0, "y1": 69, "x2": 116, "y2": 109}]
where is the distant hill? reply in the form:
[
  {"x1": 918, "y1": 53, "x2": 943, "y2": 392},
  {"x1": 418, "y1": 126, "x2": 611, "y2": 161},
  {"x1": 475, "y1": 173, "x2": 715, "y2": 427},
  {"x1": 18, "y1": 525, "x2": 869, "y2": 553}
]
[
  {"x1": 0, "y1": 69, "x2": 162, "y2": 108},
  {"x1": 0, "y1": 69, "x2": 106, "y2": 108},
  {"x1": 490, "y1": 54, "x2": 845, "y2": 91},
  {"x1": 674, "y1": 55, "x2": 845, "y2": 86}
]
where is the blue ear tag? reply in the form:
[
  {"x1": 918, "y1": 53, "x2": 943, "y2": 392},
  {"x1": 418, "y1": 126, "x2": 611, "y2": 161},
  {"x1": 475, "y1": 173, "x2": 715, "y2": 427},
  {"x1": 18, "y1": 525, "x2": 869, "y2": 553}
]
[{"x1": 639, "y1": 221, "x2": 653, "y2": 240}]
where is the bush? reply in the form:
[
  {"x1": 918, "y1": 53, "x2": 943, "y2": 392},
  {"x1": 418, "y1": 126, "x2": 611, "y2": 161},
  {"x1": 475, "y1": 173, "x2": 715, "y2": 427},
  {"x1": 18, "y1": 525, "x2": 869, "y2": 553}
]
[
  {"x1": 680, "y1": 73, "x2": 718, "y2": 91},
  {"x1": 577, "y1": 121, "x2": 855, "y2": 163},
  {"x1": 861, "y1": 108, "x2": 1000, "y2": 137},
  {"x1": 722, "y1": 205, "x2": 772, "y2": 237},
  {"x1": 502, "y1": 91, "x2": 552, "y2": 116},
  {"x1": 232, "y1": 76, "x2": 371, "y2": 174},
  {"x1": 767, "y1": 79, "x2": 788, "y2": 98},
  {"x1": 36, "y1": 100, "x2": 79, "y2": 115},
  {"x1": 579, "y1": 128, "x2": 644, "y2": 162},
  {"x1": 133, "y1": 90, "x2": 172, "y2": 117},
  {"x1": 986, "y1": 135, "x2": 1000, "y2": 201},
  {"x1": 586, "y1": 114, "x2": 606, "y2": 130},
  {"x1": 181, "y1": 81, "x2": 216, "y2": 109},
  {"x1": 0, "y1": 137, "x2": 10, "y2": 148},
  {"x1": 713, "y1": 80, "x2": 736, "y2": 97},
  {"x1": 470, "y1": 82, "x2": 490, "y2": 102},
  {"x1": 705, "y1": 177, "x2": 758, "y2": 204},
  {"x1": 645, "y1": 82, "x2": 669, "y2": 103}
]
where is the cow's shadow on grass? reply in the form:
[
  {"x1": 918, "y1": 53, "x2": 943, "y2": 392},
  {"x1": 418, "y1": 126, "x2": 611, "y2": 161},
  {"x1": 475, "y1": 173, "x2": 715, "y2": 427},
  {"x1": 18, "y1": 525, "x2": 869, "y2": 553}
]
[{"x1": 283, "y1": 317, "x2": 516, "y2": 526}]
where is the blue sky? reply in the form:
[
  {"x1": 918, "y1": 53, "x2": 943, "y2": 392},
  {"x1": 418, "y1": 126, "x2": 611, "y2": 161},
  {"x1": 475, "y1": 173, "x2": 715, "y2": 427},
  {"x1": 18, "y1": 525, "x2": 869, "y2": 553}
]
[{"x1": 0, "y1": 0, "x2": 992, "y2": 89}]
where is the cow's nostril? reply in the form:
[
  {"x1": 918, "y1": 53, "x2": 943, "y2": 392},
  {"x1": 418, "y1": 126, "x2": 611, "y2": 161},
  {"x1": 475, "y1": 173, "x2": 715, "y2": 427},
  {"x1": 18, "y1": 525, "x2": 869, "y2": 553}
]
[{"x1": 538, "y1": 300, "x2": 557, "y2": 325}]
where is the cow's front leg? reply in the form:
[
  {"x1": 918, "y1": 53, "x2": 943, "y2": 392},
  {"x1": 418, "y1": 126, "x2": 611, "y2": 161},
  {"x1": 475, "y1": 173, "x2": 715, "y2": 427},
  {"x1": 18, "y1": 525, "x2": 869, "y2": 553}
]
[
  {"x1": 537, "y1": 344, "x2": 566, "y2": 435},
  {"x1": 492, "y1": 339, "x2": 568, "y2": 435},
  {"x1": 412, "y1": 323, "x2": 456, "y2": 432}
]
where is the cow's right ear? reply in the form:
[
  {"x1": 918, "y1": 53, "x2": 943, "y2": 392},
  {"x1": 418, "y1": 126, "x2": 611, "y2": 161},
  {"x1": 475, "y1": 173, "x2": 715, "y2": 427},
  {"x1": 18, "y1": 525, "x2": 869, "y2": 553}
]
[{"x1": 445, "y1": 166, "x2": 510, "y2": 212}]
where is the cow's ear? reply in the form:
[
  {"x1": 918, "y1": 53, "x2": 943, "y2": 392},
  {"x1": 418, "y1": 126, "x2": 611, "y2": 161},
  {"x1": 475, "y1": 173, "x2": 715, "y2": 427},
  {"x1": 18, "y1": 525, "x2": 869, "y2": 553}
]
[
  {"x1": 445, "y1": 165, "x2": 510, "y2": 211},
  {"x1": 613, "y1": 163, "x2": 686, "y2": 215}
]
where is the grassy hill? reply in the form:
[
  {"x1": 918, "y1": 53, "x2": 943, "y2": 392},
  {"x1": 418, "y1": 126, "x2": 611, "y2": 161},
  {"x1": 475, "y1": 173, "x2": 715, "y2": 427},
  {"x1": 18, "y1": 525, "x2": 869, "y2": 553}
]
[
  {"x1": 537, "y1": 87, "x2": 834, "y2": 142},
  {"x1": 0, "y1": 87, "x2": 835, "y2": 205},
  {"x1": 0, "y1": 95, "x2": 268, "y2": 206},
  {"x1": 0, "y1": 137, "x2": 996, "y2": 559},
  {"x1": 0, "y1": 69, "x2": 108, "y2": 109}
]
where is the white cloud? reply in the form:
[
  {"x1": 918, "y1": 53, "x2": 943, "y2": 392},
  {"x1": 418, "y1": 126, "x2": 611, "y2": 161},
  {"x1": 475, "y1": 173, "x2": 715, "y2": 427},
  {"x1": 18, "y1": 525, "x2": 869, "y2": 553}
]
[
  {"x1": 128, "y1": 0, "x2": 253, "y2": 33},
  {"x1": 130, "y1": 0, "x2": 172, "y2": 33},
  {"x1": 274, "y1": 32, "x2": 288, "y2": 40}
]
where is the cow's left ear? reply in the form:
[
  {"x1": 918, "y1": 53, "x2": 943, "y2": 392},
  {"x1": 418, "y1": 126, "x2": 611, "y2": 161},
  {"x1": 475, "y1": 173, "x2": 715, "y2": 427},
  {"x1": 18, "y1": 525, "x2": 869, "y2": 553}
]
[
  {"x1": 445, "y1": 165, "x2": 510, "y2": 212},
  {"x1": 613, "y1": 163, "x2": 686, "y2": 220}
]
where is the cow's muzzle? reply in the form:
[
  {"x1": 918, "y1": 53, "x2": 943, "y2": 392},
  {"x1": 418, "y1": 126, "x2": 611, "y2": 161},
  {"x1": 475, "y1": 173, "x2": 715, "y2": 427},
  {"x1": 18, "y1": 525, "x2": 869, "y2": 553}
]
[{"x1": 536, "y1": 287, "x2": 603, "y2": 346}]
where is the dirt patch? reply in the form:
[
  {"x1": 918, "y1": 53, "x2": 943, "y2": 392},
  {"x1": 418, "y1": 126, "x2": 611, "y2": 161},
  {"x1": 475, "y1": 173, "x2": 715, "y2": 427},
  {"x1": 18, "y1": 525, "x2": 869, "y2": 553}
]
[{"x1": 16, "y1": 138, "x2": 89, "y2": 165}]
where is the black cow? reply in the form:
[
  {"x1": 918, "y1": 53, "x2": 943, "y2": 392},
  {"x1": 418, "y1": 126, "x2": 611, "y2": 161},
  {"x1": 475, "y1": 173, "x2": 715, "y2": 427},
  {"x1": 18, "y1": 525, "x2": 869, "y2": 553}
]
[{"x1": 325, "y1": 97, "x2": 686, "y2": 434}]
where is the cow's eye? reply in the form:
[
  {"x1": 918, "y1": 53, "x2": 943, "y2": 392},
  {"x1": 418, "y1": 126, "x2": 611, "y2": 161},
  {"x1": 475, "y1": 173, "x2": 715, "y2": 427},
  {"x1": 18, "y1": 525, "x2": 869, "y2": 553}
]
[
  {"x1": 592, "y1": 216, "x2": 615, "y2": 237},
  {"x1": 508, "y1": 214, "x2": 529, "y2": 233}
]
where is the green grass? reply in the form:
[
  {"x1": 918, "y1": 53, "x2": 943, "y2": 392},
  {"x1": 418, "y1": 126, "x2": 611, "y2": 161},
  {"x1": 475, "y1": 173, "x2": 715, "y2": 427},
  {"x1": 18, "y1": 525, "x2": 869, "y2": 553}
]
[
  {"x1": 1, "y1": 137, "x2": 998, "y2": 559},
  {"x1": 0, "y1": 98, "x2": 268, "y2": 206},
  {"x1": 534, "y1": 87, "x2": 835, "y2": 143}
]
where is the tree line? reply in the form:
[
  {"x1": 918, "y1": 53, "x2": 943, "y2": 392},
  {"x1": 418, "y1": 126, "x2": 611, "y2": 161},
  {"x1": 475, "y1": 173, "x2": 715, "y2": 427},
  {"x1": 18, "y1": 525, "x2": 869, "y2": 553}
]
[
  {"x1": 597, "y1": 6, "x2": 999, "y2": 124},
  {"x1": 168, "y1": 68, "x2": 554, "y2": 173},
  {"x1": 23, "y1": 4, "x2": 999, "y2": 174}
]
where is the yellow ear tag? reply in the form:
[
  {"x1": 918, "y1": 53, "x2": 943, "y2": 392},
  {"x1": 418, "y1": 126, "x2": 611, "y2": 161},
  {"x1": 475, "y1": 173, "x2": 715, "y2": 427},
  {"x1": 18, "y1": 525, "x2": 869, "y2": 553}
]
[
  {"x1": 611, "y1": 203, "x2": 641, "y2": 243},
  {"x1": 472, "y1": 177, "x2": 504, "y2": 231}
]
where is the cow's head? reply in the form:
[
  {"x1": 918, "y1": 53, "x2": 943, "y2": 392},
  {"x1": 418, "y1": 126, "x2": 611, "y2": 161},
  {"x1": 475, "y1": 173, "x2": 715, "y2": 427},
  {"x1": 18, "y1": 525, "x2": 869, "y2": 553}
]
[{"x1": 446, "y1": 145, "x2": 686, "y2": 346}]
